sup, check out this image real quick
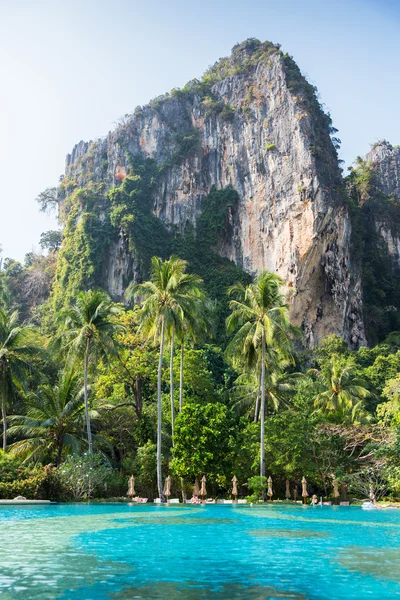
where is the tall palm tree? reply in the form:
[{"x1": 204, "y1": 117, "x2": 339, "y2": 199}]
[
  {"x1": 311, "y1": 356, "x2": 372, "y2": 423},
  {"x1": 232, "y1": 358, "x2": 300, "y2": 420},
  {"x1": 7, "y1": 369, "x2": 91, "y2": 465},
  {"x1": 60, "y1": 290, "x2": 123, "y2": 453},
  {"x1": 0, "y1": 309, "x2": 39, "y2": 450},
  {"x1": 126, "y1": 256, "x2": 203, "y2": 500},
  {"x1": 176, "y1": 295, "x2": 212, "y2": 412},
  {"x1": 226, "y1": 272, "x2": 295, "y2": 479}
]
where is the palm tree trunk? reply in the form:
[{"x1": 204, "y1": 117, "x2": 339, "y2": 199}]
[
  {"x1": 179, "y1": 342, "x2": 184, "y2": 412},
  {"x1": 254, "y1": 372, "x2": 261, "y2": 423},
  {"x1": 170, "y1": 327, "x2": 175, "y2": 442},
  {"x1": 56, "y1": 437, "x2": 63, "y2": 467},
  {"x1": 157, "y1": 316, "x2": 166, "y2": 501},
  {"x1": 2, "y1": 373, "x2": 7, "y2": 451},
  {"x1": 84, "y1": 338, "x2": 93, "y2": 453},
  {"x1": 260, "y1": 331, "x2": 266, "y2": 485}
]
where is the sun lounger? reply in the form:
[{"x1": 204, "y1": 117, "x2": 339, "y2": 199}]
[
  {"x1": 169, "y1": 498, "x2": 180, "y2": 504},
  {"x1": 340, "y1": 501, "x2": 350, "y2": 506},
  {"x1": 237, "y1": 499, "x2": 247, "y2": 504},
  {"x1": 223, "y1": 499, "x2": 233, "y2": 504},
  {"x1": 154, "y1": 498, "x2": 161, "y2": 503}
]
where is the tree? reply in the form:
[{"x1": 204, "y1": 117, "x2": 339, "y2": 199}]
[
  {"x1": 0, "y1": 309, "x2": 40, "y2": 450},
  {"x1": 60, "y1": 290, "x2": 123, "y2": 453},
  {"x1": 311, "y1": 355, "x2": 372, "y2": 424},
  {"x1": 226, "y1": 272, "x2": 295, "y2": 481},
  {"x1": 36, "y1": 187, "x2": 58, "y2": 214},
  {"x1": 171, "y1": 402, "x2": 235, "y2": 485},
  {"x1": 126, "y1": 256, "x2": 203, "y2": 500},
  {"x1": 8, "y1": 369, "x2": 90, "y2": 465},
  {"x1": 39, "y1": 230, "x2": 62, "y2": 253},
  {"x1": 165, "y1": 265, "x2": 204, "y2": 439},
  {"x1": 231, "y1": 360, "x2": 300, "y2": 420},
  {"x1": 176, "y1": 293, "x2": 212, "y2": 412}
]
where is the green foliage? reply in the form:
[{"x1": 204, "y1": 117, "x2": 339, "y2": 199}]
[
  {"x1": 0, "y1": 452, "x2": 62, "y2": 500},
  {"x1": 57, "y1": 453, "x2": 118, "y2": 500},
  {"x1": 39, "y1": 230, "x2": 62, "y2": 252},
  {"x1": 202, "y1": 39, "x2": 280, "y2": 85},
  {"x1": 281, "y1": 53, "x2": 340, "y2": 168},
  {"x1": 247, "y1": 475, "x2": 267, "y2": 502},
  {"x1": 36, "y1": 187, "x2": 58, "y2": 214},
  {"x1": 109, "y1": 158, "x2": 166, "y2": 271},
  {"x1": 53, "y1": 188, "x2": 114, "y2": 309},
  {"x1": 171, "y1": 402, "x2": 235, "y2": 484},
  {"x1": 200, "y1": 97, "x2": 235, "y2": 122}
]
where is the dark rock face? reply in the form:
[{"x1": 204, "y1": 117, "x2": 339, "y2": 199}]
[{"x1": 60, "y1": 40, "x2": 367, "y2": 347}]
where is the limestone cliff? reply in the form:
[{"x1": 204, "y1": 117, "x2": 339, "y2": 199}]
[
  {"x1": 365, "y1": 141, "x2": 400, "y2": 274},
  {"x1": 58, "y1": 39, "x2": 366, "y2": 347}
]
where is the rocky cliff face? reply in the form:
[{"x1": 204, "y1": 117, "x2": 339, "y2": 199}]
[
  {"x1": 59, "y1": 39, "x2": 366, "y2": 347},
  {"x1": 365, "y1": 141, "x2": 400, "y2": 274}
]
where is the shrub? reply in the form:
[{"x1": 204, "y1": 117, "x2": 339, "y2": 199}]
[
  {"x1": 58, "y1": 453, "x2": 115, "y2": 500},
  {"x1": 247, "y1": 476, "x2": 267, "y2": 502}
]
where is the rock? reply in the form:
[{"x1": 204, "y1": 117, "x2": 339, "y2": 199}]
[{"x1": 60, "y1": 40, "x2": 367, "y2": 347}]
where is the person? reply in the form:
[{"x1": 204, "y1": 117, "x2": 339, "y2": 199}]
[{"x1": 311, "y1": 494, "x2": 318, "y2": 506}]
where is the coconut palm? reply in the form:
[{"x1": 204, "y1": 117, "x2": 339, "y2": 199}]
[
  {"x1": 311, "y1": 356, "x2": 372, "y2": 423},
  {"x1": 0, "y1": 308, "x2": 39, "y2": 450},
  {"x1": 166, "y1": 270, "x2": 205, "y2": 439},
  {"x1": 126, "y1": 255, "x2": 203, "y2": 500},
  {"x1": 231, "y1": 358, "x2": 300, "y2": 420},
  {"x1": 177, "y1": 295, "x2": 212, "y2": 412},
  {"x1": 7, "y1": 369, "x2": 92, "y2": 465},
  {"x1": 226, "y1": 271, "x2": 296, "y2": 479},
  {"x1": 60, "y1": 290, "x2": 123, "y2": 453}
]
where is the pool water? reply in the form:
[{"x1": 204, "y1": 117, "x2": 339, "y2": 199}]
[{"x1": 1, "y1": 503, "x2": 400, "y2": 599}]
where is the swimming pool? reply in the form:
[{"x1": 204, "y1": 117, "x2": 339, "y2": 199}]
[{"x1": 1, "y1": 503, "x2": 400, "y2": 599}]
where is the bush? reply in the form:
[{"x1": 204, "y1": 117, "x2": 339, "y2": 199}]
[
  {"x1": 0, "y1": 453, "x2": 63, "y2": 500},
  {"x1": 247, "y1": 476, "x2": 267, "y2": 502},
  {"x1": 58, "y1": 453, "x2": 117, "y2": 500}
]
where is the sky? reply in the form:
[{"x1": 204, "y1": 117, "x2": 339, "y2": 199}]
[{"x1": 0, "y1": 0, "x2": 399, "y2": 262}]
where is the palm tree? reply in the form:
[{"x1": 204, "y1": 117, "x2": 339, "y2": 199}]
[
  {"x1": 60, "y1": 290, "x2": 123, "y2": 453},
  {"x1": 232, "y1": 358, "x2": 300, "y2": 420},
  {"x1": 226, "y1": 272, "x2": 295, "y2": 479},
  {"x1": 311, "y1": 356, "x2": 372, "y2": 423},
  {"x1": 0, "y1": 309, "x2": 39, "y2": 450},
  {"x1": 7, "y1": 369, "x2": 91, "y2": 465},
  {"x1": 126, "y1": 256, "x2": 203, "y2": 500},
  {"x1": 177, "y1": 295, "x2": 212, "y2": 412}
]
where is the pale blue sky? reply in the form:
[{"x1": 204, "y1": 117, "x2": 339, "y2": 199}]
[{"x1": 1, "y1": 0, "x2": 399, "y2": 261}]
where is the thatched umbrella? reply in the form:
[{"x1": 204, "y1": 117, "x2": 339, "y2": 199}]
[
  {"x1": 193, "y1": 477, "x2": 200, "y2": 497},
  {"x1": 200, "y1": 475, "x2": 207, "y2": 502},
  {"x1": 293, "y1": 485, "x2": 298, "y2": 502},
  {"x1": 333, "y1": 477, "x2": 340, "y2": 504},
  {"x1": 301, "y1": 477, "x2": 309, "y2": 504},
  {"x1": 232, "y1": 475, "x2": 238, "y2": 502},
  {"x1": 369, "y1": 484, "x2": 375, "y2": 503},
  {"x1": 341, "y1": 483, "x2": 347, "y2": 500},
  {"x1": 267, "y1": 476, "x2": 273, "y2": 500},
  {"x1": 164, "y1": 476, "x2": 171, "y2": 502},
  {"x1": 285, "y1": 480, "x2": 291, "y2": 500},
  {"x1": 127, "y1": 475, "x2": 136, "y2": 499}
]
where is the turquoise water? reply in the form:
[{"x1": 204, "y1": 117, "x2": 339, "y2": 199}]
[{"x1": 1, "y1": 503, "x2": 400, "y2": 599}]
